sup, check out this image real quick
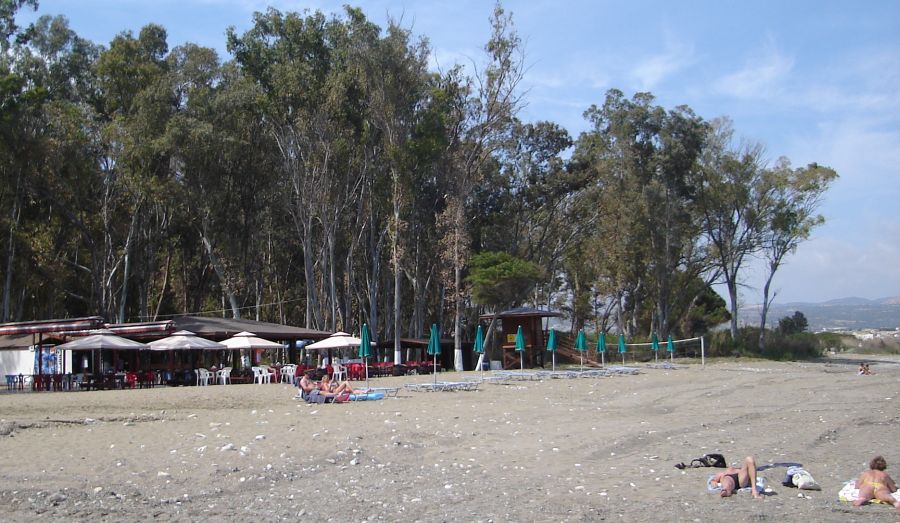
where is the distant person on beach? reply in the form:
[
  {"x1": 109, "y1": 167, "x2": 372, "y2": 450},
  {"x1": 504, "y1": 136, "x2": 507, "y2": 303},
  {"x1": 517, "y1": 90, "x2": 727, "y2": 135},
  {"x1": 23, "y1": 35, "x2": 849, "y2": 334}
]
[
  {"x1": 864, "y1": 363, "x2": 874, "y2": 375},
  {"x1": 854, "y1": 456, "x2": 900, "y2": 508},
  {"x1": 709, "y1": 456, "x2": 761, "y2": 499},
  {"x1": 859, "y1": 363, "x2": 866, "y2": 375},
  {"x1": 298, "y1": 371, "x2": 356, "y2": 402},
  {"x1": 319, "y1": 374, "x2": 365, "y2": 395},
  {"x1": 297, "y1": 371, "x2": 317, "y2": 398}
]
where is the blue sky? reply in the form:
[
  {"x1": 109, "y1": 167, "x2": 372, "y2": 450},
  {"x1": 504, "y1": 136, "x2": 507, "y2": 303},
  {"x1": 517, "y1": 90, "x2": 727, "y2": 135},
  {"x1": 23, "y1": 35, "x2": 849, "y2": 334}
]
[{"x1": 19, "y1": 0, "x2": 900, "y2": 304}]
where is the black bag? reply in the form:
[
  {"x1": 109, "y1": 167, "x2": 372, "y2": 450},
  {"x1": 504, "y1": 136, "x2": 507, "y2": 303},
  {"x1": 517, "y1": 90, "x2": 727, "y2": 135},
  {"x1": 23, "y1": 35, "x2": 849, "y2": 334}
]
[{"x1": 675, "y1": 453, "x2": 727, "y2": 469}]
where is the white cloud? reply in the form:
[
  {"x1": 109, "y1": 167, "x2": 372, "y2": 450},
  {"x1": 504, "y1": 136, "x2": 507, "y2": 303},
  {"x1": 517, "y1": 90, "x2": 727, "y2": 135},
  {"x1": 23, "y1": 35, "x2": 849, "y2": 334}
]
[
  {"x1": 628, "y1": 35, "x2": 695, "y2": 91},
  {"x1": 741, "y1": 229, "x2": 900, "y2": 304},
  {"x1": 714, "y1": 37, "x2": 793, "y2": 99}
]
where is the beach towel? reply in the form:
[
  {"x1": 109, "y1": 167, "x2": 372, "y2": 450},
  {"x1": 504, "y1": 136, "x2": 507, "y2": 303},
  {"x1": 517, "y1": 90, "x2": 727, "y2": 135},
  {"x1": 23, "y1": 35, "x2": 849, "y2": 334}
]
[
  {"x1": 781, "y1": 467, "x2": 821, "y2": 490},
  {"x1": 708, "y1": 474, "x2": 766, "y2": 495},
  {"x1": 347, "y1": 391, "x2": 385, "y2": 401},
  {"x1": 838, "y1": 480, "x2": 900, "y2": 504}
]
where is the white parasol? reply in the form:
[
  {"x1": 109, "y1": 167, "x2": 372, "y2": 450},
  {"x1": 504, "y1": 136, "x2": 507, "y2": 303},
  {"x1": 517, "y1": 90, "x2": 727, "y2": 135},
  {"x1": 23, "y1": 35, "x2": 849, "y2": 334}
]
[
  {"x1": 304, "y1": 331, "x2": 363, "y2": 351},
  {"x1": 219, "y1": 331, "x2": 283, "y2": 350},
  {"x1": 147, "y1": 330, "x2": 227, "y2": 351}
]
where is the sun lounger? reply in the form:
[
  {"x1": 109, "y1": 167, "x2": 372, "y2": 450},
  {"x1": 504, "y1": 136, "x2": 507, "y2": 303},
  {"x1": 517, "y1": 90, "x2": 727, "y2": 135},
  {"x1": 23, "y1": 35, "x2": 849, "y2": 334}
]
[
  {"x1": 404, "y1": 381, "x2": 479, "y2": 392},
  {"x1": 364, "y1": 387, "x2": 400, "y2": 397}
]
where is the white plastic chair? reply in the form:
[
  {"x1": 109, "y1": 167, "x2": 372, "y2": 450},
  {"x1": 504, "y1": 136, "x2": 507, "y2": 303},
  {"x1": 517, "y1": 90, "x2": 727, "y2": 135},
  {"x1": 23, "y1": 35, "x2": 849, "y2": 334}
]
[
  {"x1": 332, "y1": 362, "x2": 346, "y2": 381},
  {"x1": 216, "y1": 367, "x2": 231, "y2": 385},
  {"x1": 280, "y1": 364, "x2": 296, "y2": 384},
  {"x1": 251, "y1": 366, "x2": 271, "y2": 384},
  {"x1": 251, "y1": 366, "x2": 264, "y2": 384},
  {"x1": 265, "y1": 367, "x2": 276, "y2": 383},
  {"x1": 196, "y1": 369, "x2": 211, "y2": 386}
]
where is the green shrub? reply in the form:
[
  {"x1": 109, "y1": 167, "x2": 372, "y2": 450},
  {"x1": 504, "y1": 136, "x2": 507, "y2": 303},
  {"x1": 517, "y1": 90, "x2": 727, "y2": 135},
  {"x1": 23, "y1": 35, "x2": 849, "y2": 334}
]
[
  {"x1": 707, "y1": 327, "x2": 823, "y2": 360},
  {"x1": 763, "y1": 332, "x2": 822, "y2": 360}
]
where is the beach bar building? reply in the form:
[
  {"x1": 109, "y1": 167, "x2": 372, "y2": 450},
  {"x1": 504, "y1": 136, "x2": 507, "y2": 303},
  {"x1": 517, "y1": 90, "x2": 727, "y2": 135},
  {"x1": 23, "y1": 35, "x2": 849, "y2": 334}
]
[
  {"x1": 0, "y1": 316, "x2": 331, "y2": 390},
  {"x1": 479, "y1": 307, "x2": 562, "y2": 369}
]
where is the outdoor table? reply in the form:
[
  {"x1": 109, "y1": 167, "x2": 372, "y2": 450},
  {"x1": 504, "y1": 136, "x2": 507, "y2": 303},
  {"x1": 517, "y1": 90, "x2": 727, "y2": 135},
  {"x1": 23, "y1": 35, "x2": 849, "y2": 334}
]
[
  {"x1": 31, "y1": 374, "x2": 52, "y2": 391},
  {"x1": 5, "y1": 374, "x2": 24, "y2": 391},
  {"x1": 80, "y1": 375, "x2": 96, "y2": 391}
]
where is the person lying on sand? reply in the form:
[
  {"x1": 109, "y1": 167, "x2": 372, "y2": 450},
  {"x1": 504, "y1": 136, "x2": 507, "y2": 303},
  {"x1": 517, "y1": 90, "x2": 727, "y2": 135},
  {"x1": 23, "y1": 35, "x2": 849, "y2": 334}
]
[
  {"x1": 709, "y1": 456, "x2": 761, "y2": 499},
  {"x1": 319, "y1": 374, "x2": 366, "y2": 395},
  {"x1": 854, "y1": 455, "x2": 900, "y2": 508},
  {"x1": 298, "y1": 371, "x2": 339, "y2": 400}
]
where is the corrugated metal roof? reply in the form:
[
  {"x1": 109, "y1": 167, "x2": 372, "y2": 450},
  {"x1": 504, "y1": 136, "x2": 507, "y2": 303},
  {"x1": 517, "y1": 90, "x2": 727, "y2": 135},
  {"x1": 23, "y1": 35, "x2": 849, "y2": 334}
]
[{"x1": 478, "y1": 307, "x2": 562, "y2": 320}]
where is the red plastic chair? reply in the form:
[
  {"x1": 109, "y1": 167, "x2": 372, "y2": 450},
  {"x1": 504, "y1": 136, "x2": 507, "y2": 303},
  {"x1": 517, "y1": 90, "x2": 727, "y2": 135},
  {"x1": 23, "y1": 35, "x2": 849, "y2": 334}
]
[{"x1": 125, "y1": 372, "x2": 138, "y2": 389}]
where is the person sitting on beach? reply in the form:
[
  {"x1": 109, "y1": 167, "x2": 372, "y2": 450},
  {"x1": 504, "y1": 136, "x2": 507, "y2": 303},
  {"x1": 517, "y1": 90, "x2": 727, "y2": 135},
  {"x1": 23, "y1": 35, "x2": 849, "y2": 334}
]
[
  {"x1": 319, "y1": 374, "x2": 365, "y2": 395},
  {"x1": 298, "y1": 371, "x2": 331, "y2": 400},
  {"x1": 854, "y1": 455, "x2": 900, "y2": 508},
  {"x1": 709, "y1": 456, "x2": 761, "y2": 499},
  {"x1": 859, "y1": 363, "x2": 866, "y2": 376},
  {"x1": 298, "y1": 372, "x2": 353, "y2": 402},
  {"x1": 864, "y1": 363, "x2": 874, "y2": 375}
]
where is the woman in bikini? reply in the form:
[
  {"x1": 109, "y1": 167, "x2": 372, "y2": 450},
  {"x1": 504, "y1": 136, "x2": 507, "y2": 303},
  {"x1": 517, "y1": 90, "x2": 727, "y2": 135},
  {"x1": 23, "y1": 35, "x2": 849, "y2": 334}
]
[
  {"x1": 854, "y1": 456, "x2": 900, "y2": 508},
  {"x1": 709, "y1": 456, "x2": 761, "y2": 498},
  {"x1": 319, "y1": 374, "x2": 365, "y2": 396}
]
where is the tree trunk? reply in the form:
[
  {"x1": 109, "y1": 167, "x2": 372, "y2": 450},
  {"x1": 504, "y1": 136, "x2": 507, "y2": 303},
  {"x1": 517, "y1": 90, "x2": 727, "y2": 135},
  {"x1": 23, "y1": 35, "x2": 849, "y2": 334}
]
[
  {"x1": 758, "y1": 267, "x2": 777, "y2": 351},
  {"x1": 728, "y1": 276, "x2": 739, "y2": 340},
  {"x1": 200, "y1": 228, "x2": 240, "y2": 319},
  {"x1": 392, "y1": 171, "x2": 402, "y2": 365},
  {"x1": 152, "y1": 253, "x2": 170, "y2": 321},
  {"x1": 326, "y1": 230, "x2": 337, "y2": 331},
  {"x1": 118, "y1": 207, "x2": 141, "y2": 323},
  {"x1": 300, "y1": 218, "x2": 319, "y2": 328},
  {"x1": 453, "y1": 233, "x2": 463, "y2": 372},
  {"x1": 2, "y1": 173, "x2": 22, "y2": 322}
]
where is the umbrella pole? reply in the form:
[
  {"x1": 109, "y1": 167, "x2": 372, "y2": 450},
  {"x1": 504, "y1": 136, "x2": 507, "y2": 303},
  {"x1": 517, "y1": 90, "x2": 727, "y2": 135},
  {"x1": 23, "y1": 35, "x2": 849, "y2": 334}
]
[
  {"x1": 365, "y1": 357, "x2": 369, "y2": 390},
  {"x1": 601, "y1": 352, "x2": 605, "y2": 366},
  {"x1": 580, "y1": 353, "x2": 583, "y2": 373},
  {"x1": 552, "y1": 352, "x2": 556, "y2": 372}
]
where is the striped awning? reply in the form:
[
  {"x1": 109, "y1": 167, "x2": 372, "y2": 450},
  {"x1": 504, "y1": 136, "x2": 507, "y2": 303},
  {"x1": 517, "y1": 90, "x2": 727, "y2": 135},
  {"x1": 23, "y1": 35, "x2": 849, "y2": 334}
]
[
  {"x1": 98, "y1": 321, "x2": 176, "y2": 339},
  {"x1": 0, "y1": 316, "x2": 105, "y2": 336}
]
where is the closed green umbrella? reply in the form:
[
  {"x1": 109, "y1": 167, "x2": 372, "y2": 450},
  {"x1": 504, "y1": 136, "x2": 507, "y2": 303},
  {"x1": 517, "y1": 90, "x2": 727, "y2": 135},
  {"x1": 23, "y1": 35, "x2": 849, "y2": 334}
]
[
  {"x1": 473, "y1": 324, "x2": 485, "y2": 380},
  {"x1": 618, "y1": 334, "x2": 626, "y2": 365},
  {"x1": 359, "y1": 323, "x2": 373, "y2": 389},
  {"x1": 574, "y1": 329, "x2": 587, "y2": 372},
  {"x1": 651, "y1": 332, "x2": 660, "y2": 362},
  {"x1": 546, "y1": 329, "x2": 558, "y2": 371},
  {"x1": 667, "y1": 334, "x2": 675, "y2": 363},
  {"x1": 515, "y1": 325, "x2": 526, "y2": 370},
  {"x1": 427, "y1": 323, "x2": 440, "y2": 384},
  {"x1": 596, "y1": 331, "x2": 607, "y2": 367}
]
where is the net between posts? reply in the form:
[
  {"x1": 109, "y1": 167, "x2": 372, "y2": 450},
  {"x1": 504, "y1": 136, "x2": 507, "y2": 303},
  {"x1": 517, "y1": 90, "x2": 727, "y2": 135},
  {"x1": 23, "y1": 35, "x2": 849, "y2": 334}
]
[{"x1": 615, "y1": 336, "x2": 706, "y2": 365}]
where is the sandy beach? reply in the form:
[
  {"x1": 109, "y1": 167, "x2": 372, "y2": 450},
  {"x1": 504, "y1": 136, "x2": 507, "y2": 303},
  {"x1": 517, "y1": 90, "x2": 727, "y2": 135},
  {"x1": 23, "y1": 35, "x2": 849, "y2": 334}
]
[{"x1": 1, "y1": 356, "x2": 898, "y2": 522}]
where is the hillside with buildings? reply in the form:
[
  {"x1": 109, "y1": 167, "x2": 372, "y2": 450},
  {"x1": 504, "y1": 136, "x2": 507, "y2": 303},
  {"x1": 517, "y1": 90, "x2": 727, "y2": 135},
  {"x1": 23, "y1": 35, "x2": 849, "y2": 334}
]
[{"x1": 739, "y1": 297, "x2": 900, "y2": 332}]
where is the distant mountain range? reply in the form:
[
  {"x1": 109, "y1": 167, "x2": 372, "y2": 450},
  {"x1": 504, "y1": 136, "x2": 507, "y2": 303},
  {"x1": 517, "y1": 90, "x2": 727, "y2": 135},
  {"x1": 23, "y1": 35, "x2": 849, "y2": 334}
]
[{"x1": 738, "y1": 297, "x2": 900, "y2": 331}]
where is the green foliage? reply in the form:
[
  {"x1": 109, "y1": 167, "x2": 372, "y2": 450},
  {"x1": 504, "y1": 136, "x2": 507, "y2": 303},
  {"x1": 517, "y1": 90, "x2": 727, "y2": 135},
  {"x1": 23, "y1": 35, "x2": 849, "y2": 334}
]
[
  {"x1": 708, "y1": 326, "x2": 823, "y2": 360},
  {"x1": 679, "y1": 282, "x2": 730, "y2": 337},
  {"x1": 777, "y1": 311, "x2": 808, "y2": 335},
  {"x1": 467, "y1": 251, "x2": 542, "y2": 309},
  {"x1": 0, "y1": 2, "x2": 836, "y2": 357}
]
